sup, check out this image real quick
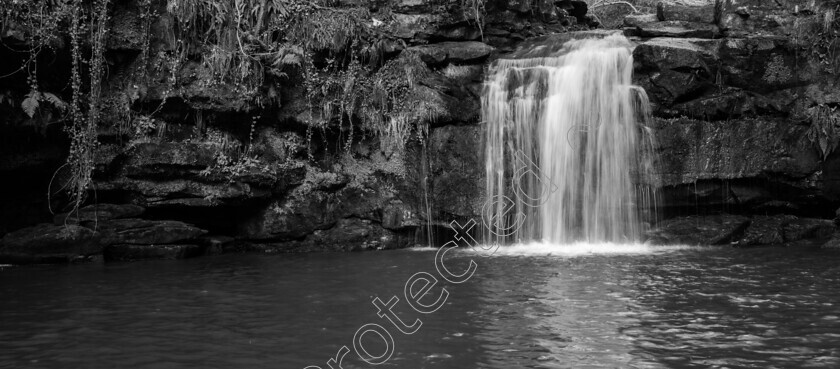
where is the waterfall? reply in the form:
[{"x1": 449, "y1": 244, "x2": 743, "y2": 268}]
[{"x1": 482, "y1": 34, "x2": 658, "y2": 244}]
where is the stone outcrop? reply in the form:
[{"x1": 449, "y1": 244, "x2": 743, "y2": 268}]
[
  {"x1": 0, "y1": 223, "x2": 102, "y2": 263},
  {"x1": 647, "y1": 214, "x2": 835, "y2": 246},
  {"x1": 633, "y1": 0, "x2": 840, "y2": 244},
  {"x1": 646, "y1": 214, "x2": 750, "y2": 245},
  {"x1": 53, "y1": 203, "x2": 145, "y2": 226}
]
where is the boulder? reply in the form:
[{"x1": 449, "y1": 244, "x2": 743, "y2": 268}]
[
  {"x1": 0, "y1": 223, "x2": 103, "y2": 263},
  {"x1": 735, "y1": 215, "x2": 796, "y2": 246},
  {"x1": 53, "y1": 203, "x2": 145, "y2": 226},
  {"x1": 98, "y1": 219, "x2": 207, "y2": 246},
  {"x1": 104, "y1": 244, "x2": 204, "y2": 261},
  {"x1": 646, "y1": 214, "x2": 750, "y2": 245}
]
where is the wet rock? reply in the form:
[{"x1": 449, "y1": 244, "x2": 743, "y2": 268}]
[
  {"x1": 656, "y1": 1, "x2": 717, "y2": 24},
  {"x1": 633, "y1": 38, "x2": 720, "y2": 108},
  {"x1": 306, "y1": 218, "x2": 407, "y2": 251},
  {"x1": 652, "y1": 117, "x2": 819, "y2": 187},
  {"x1": 245, "y1": 218, "x2": 413, "y2": 252},
  {"x1": 735, "y1": 215, "x2": 796, "y2": 246},
  {"x1": 646, "y1": 214, "x2": 750, "y2": 245},
  {"x1": 53, "y1": 203, "x2": 145, "y2": 226},
  {"x1": 782, "y1": 218, "x2": 835, "y2": 242},
  {"x1": 409, "y1": 41, "x2": 494, "y2": 67},
  {"x1": 822, "y1": 232, "x2": 840, "y2": 249},
  {"x1": 104, "y1": 244, "x2": 204, "y2": 261},
  {"x1": 429, "y1": 125, "x2": 484, "y2": 219},
  {"x1": 413, "y1": 72, "x2": 480, "y2": 125},
  {"x1": 99, "y1": 219, "x2": 207, "y2": 246},
  {"x1": 667, "y1": 89, "x2": 784, "y2": 120},
  {"x1": 504, "y1": 30, "x2": 623, "y2": 58},
  {"x1": 0, "y1": 223, "x2": 103, "y2": 263},
  {"x1": 636, "y1": 21, "x2": 721, "y2": 39}
]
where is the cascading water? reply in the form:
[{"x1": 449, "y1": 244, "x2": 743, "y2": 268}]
[{"x1": 483, "y1": 34, "x2": 658, "y2": 244}]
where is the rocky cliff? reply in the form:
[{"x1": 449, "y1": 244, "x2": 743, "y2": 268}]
[
  {"x1": 632, "y1": 0, "x2": 840, "y2": 246},
  {"x1": 0, "y1": 0, "x2": 596, "y2": 262},
  {"x1": 2, "y1": 0, "x2": 840, "y2": 263}
]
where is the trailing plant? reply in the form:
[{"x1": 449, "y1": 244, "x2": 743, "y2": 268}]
[
  {"x1": 2, "y1": 0, "x2": 111, "y2": 214},
  {"x1": 805, "y1": 104, "x2": 840, "y2": 160}
]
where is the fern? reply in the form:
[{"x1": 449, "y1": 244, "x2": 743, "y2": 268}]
[{"x1": 42, "y1": 92, "x2": 68, "y2": 111}]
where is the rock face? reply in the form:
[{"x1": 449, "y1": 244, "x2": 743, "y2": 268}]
[
  {"x1": 647, "y1": 214, "x2": 835, "y2": 246},
  {"x1": 0, "y1": 223, "x2": 102, "y2": 263},
  {"x1": 632, "y1": 0, "x2": 840, "y2": 244},
  {"x1": 3, "y1": 0, "x2": 840, "y2": 261}
]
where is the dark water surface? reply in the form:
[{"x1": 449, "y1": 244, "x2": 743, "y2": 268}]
[{"x1": 2, "y1": 244, "x2": 840, "y2": 368}]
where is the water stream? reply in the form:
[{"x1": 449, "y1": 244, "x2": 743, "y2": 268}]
[{"x1": 483, "y1": 34, "x2": 657, "y2": 244}]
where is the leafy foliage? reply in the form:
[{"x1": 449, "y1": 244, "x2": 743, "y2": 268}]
[
  {"x1": 806, "y1": 104, "x2": 840, "y2": 160},
  {"x1": 793, "y1": 2, "x2": 840, "y2": 73},
  {"x1": 1, "y1": 0, "x2": 476, "y2": 213}
]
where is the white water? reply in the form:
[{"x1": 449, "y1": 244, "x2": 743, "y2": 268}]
[
  {"x1": 483, "y1": 34, "x2": 658, "y2": 244},
  {"x1": 467, "y1": 242, "x2": 697, "y2": 257}
]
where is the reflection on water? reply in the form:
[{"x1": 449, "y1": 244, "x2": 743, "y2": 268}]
[{"x1": 1, "y1": 246, "x2": 839, "y2": 368}]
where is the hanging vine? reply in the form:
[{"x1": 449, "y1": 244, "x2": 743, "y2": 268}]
[{"x1": 63, "y1": 0, "x2": 109, "y2": 214}]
